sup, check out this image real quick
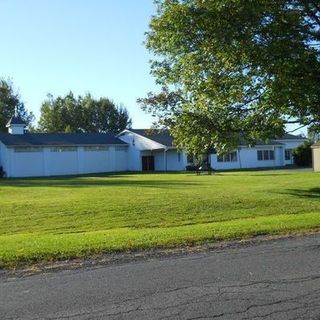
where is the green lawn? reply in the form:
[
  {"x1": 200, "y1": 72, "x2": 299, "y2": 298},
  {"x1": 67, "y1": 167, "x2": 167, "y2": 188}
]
[{"x1": 0, "y1": 170, "x2": 320, "y2": 268}]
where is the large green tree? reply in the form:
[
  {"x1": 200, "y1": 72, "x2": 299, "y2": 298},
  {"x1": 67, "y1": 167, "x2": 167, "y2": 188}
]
[
  {"x1": 0, "y1": 79, "x2": 34, "y2": 132},
  {"x1": 139, "y1": 0, "x2": 320, "y2": 154},
  {"x1": 38, "y1": 92, "x2": 132, "y2": 134}
]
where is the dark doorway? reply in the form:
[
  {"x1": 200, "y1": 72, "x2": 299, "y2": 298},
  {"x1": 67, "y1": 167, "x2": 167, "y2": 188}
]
[{"x1": 142, "y1": 156, "x2": 155, "y2": 171}]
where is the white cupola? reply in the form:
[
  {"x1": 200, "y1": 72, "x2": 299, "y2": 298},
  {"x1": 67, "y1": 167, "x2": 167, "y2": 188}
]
[{"x1": 6, "y1": 115, "x2": 26, "y2": 135}]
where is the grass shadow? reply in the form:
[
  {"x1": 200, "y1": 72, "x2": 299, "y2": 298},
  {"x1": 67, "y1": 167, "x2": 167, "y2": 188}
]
[
  {"x1": 0, "y1": 173, "x2": 201, "y2": 189},
  {"x1": 283, "y1": 188, "x2": 320, "y2": 199}
]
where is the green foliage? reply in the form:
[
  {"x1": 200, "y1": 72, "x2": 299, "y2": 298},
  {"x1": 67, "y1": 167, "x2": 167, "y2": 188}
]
[
  {"x1": 293, "y1": 141, "x2": 312, "y2": 166},
  {"x1": 1, "y1": 171, "x2": 320, "y2": 267},
  {"x1": 0, "y1": 79, "x2": 34, "y2": 132},
  {"x1": 38, "y1": 92, "x2": 132, "y2": 134},
  {"x1": 307, "y1": 128, "x2": 320, "y2": 143},
  {"x1": 140, "y1": 1, "x2": 320, "y2": 154}
]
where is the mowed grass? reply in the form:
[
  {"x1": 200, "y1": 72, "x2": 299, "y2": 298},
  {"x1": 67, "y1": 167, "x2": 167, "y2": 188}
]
[{"x1": 0, "y1": 170, "x2": 320, "y2": 268}]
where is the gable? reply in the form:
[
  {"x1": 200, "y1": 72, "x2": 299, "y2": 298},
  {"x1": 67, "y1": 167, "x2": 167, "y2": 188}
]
[
  {"x1": 118, "y1": 130, "x2": 168, "y2": 150},
  {"x1": 128, "y1": 129, "x2": 175, "y2": 147}
]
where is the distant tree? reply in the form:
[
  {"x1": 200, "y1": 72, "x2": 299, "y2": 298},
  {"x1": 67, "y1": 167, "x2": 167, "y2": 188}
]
[
  {"x1": 307, "y1": 128, "x2": 320, "y2": 144},
  {"x1": 38, "y1": 92, "x2": 132, "y2": 134},
  {"x1": 0, "y1": 79, "x2": 34, "y2": 132}
]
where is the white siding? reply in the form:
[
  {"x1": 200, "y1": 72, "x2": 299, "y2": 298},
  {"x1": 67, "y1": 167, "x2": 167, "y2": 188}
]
[
  {"x1": 118, "y1": 131, "x2": 187, "y2": 171},
  {"x1": 114, "y1": 148, "x2": 128, "y2": 171},
  {"x1": 118, "y1": 131, "x2": 166, "y2": 171},
  {"x1": 2, "y1": 145, "x2": 128, "y2": 178},
  {"x1": 0, "y1": 142, "x2": 8, "y2": 175},
  {"x1": 239, "y1": 146, "x2": 283, "y2": 168},
  {"x1": 0, "y1": 142, "x2": 5, "y2": 168},
  {"x1": 165, "y1": 150, "x2": 187, "y2": 171},
  {"x1": 45, "y1": 148, "x2": 78, "y2": 176},
  {"x1": 210, "y1": 151, "x2": 240, "y2": 170},
  {"x1": 82, "y1": 149, "x2": 110, "y2": 174},
  {"x1": 276, "y1": 139, "x2": 306, "y2": 165},
  {"x1": 154, "y1": 151, "x2": 165, "y2": 171},
  {"x1": 312, "y1": 147, "x2": 320, "y2": 172},
  {"x1": 211, "y1": 146, "x2": 284, "y2": 170},
  {"x1": 118, "y1": 132, "x2": 145, "y2": 171},
  {"x1": 11, "y1": 149, "x2": 45, "y2": 177}
]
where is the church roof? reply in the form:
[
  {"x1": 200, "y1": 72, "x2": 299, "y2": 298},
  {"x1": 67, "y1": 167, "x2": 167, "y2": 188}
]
[
  {"x1": 129, "y1": 129, "x2": 175, "y2": 147},
  {"x1": 0, "y1": 132, "x2": 127, "y2": 147},
  {"x1": 6, "y1": 116, "x2": 26, "y2": 127}
]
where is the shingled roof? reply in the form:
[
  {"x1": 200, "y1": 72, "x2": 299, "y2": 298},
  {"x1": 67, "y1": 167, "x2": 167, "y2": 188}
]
[
  {"x1": 129, "y1": 129, "x2": 304, "y2": 147},
  {"x1": 276, "y1": 133, "x2": 306, "y2": 140},
  {"x1": 130, "y1": 129, "x2": 175, "y2": 147},
  {"x1": 6, "y1": 116, "x2": 26, "y2": 127},
  {"x1": 0, "y1": 133, "x2": 127, "y2": 147}
]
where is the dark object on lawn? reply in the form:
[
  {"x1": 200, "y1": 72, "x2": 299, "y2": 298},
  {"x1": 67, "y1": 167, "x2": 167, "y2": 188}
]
[
  {"x1": 186, "y1": 164, "x2": 198, "y2": 171},
  {"x1": 196, "y1": 162, "x2": 214, "y2": 175},
  {"x1": 0, "y1": 166, "x2": 5, "y2": 178}
]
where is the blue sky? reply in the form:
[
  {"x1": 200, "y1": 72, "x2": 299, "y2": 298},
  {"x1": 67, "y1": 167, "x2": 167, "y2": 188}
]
[
  {"x1": 0, "y1": 0, "x2": 158, "y2": 128},
  {"x1": 0, "y1": 1, "x2": 305, "y2": 135}
]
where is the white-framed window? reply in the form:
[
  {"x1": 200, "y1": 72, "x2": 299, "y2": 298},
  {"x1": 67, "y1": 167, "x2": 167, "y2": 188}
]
[
  {"x1": 285, "y1": 149, "x2": 292, "y2": 161},
  {"x1": 257, "y1": 150, "x2": 275, "y2": 161},
  {"x1": 115, "y1": 146, "x2": 127, "y2": 151},
  {"x1": 84, "y1": 146, "x2": 109, "y2": 151},
  {"x1": 14, "y1": 147, "x2": 43, "y2": 153},
  {"x1": 50, "y1": 147, "x2": 77, "y2": 152},
  {"x1": 217, "y1": 151, "x2": 237, "y2": 162}
]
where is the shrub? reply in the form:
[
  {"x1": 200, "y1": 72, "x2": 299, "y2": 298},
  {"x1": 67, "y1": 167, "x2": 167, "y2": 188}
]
[
  {"x1": 186, "y1": 164, "x2": 198, "y2": 171},
  {"x1": 292, "y1": 141, "x2": 312, "y2": 167}
]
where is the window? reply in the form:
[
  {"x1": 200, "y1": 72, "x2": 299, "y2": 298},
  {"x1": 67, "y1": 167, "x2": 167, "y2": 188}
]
[
  {"x1": 84, "y1": 146, "x2": 109, "y2": 151},
  {"x1": 115, "y1": 146, "x2": 127, "y2": 151},
  {"x1": 178, "y1": 152, "x2": 181, "y2": 162},
  {"x1": 217, "y1": 151, "x2": 237, "y2": 162},
  {"x1": 285, "y1": 149, "x2": 292, "y2": 161},
  {"x1": 257, "y1": 150, "x2": 275, "y2": 161},
  {"x1": 50, "y1": 147, "x2": 77, "y2": 152},
  {"x1": 14, "y1": 147, "x2": 43, "y2": 153}
]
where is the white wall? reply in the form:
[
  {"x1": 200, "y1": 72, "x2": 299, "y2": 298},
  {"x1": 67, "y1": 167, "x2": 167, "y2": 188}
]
[
  {"x1": 118, "y1": 132, "x2": 144, "y2": 171},
  {"x1": 114, "y1": 148, "x2": 128, "y2": 171},
  {"x1": 0, "y1": 142, "x2": 8, "y2": 174},
  {"x1": 240, "y1": 146, "x2": 283, "y2": 168},
  {"x1": 312, "y1": 147, "x2": 320, "y2": 172},
  {"x1": 276, "y1": 139, "x2": 306, "y2": 165},
  {"x1": 118, "y1": 131, "x2": 166, "y2": 171},
  {"x1": 118, "y1": 132, "x2": 187, "y2": 171},
  {"x1": 211, "y1": 146, "x2": 284, "y2": 170},
  {"x1": 210, "y1": 151, "x2": 240, "y2": 170},
  {"x1": 154, "y1": 151, "x2": 165, "y2": 171},
  {"x1": 166, "y1": 150, "x2": 187, "y2": 171},
  {"x1": 12, "y1": 149, "x2": 45, "y2": 177},
  {"x1": 81, "y1": 148, "x2": 109, "y2": 174},
  {"x1": 46, "y1": 149, "x2": 78, "y2": 176},
  {"x1": 0, "y1": 142, "x2": 4, "y2": 168},
  {"x1": 3, "y1": 145, "x2": 128, "y2": 178}
]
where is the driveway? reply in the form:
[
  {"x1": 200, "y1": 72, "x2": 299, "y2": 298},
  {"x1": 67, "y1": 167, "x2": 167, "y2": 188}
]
[{"x1": 1, "y1": 234, "x2": 320, "y2": 319}]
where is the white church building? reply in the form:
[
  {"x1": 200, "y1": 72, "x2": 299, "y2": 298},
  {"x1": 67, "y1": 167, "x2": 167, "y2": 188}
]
[{"x1": 0, "y1": 116, "x2": 306, "y2": 178}]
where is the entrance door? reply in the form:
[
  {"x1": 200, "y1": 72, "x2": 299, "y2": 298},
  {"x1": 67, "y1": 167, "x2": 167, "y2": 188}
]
[{"x1": 142, "y1": 156, "x2": 155, "y2": 171}]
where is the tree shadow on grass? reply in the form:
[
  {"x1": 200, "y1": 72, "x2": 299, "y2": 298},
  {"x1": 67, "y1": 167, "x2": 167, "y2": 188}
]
[
  {"x1": 283, "y1": 188, "x2": 320, "y2": 199},
  {"x1": 222, "y1": 173, "x2": 293, "y2": 177},
  {"x1": 0, "y1": 173, "x2": 201, "y2": 189}
]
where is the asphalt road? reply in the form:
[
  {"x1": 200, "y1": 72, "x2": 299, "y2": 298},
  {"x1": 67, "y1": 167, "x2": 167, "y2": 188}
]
[{"x1": 1, "y1": 234, "x2": 320, "y2": 320}]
